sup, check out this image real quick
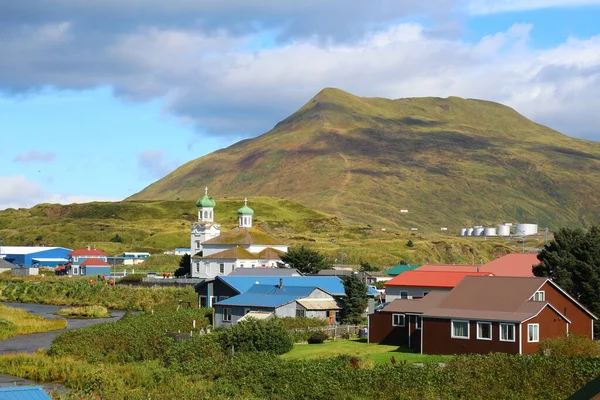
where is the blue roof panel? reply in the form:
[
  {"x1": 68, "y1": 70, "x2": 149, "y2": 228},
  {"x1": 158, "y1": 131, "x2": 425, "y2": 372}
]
[
  {"x1": 0, "y1": 386, "x2": 52, "y2": 400},
  {"x1": 219, "y1": 276, "x2": 348, "y2": 296}
]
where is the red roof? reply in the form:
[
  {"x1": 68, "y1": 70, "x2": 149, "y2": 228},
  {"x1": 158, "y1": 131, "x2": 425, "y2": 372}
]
[
  {"x1": 80, "y1": 258, "x2": 111, "y2": 267},
  {"x1": 384, "y1": 270, "x2": 494, "y2": 289},
  {"x1": 482, "y1": 253, "x2": 538, "y2": 277},
  {"x1": 54, "y1": 265, "x2": 66, "y2": 271},
  {"x1": 69, "y1": 249, "x2": 108, "y2": 257}
]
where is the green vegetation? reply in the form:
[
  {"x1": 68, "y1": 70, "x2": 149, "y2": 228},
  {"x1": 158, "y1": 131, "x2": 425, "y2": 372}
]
[
  {"x1": 281, "y1": 245, "x2": 330, "y2": 274},
  {"x1": 306, "y1": 330, "x2": 328, "y2": 344},
  {"x1": 131, "y1": 88, "x2": 600, "y2": 232},
  {"x1": 282, "y1": 339, "x2": 451, "y2": 365},
  {"x1": 341, "y1": 274, "x2": 369, "y2": 324},
  {"x1": 0, "y1": 197, "x2": 544, "y2": 265},
  {"x1": 539, "y1": 334, "x2": 600, "y2": 357},
  {"x1": 0, "y1": 276, "x2": 197, "y2": 311},
  {"x1": 0, "y1": 304, "x2": 66, "y2": 340},
  {"x1": 174, "y1": 254, "x2": 191, "y2": 277},
  {"x1": 55, "y1": 305, "x2": 111, "y2": 319},
  {"x1": 216, "y1": 318, "x2": 293, "y2": 355}
]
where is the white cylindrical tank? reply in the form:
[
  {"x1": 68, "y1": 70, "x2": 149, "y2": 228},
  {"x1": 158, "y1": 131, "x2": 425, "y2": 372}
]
[
  {"x1": 473, "y1": 227, "x2": 485, "y2": 236},
  {"x1": 497, "y1": 225, "x2": 511, "y2": 236},
  {"x1": 484, "y1": 227, "x2": 497, "y2": 236},
  {"x1": 515, "y1": 223, "x2": 538, "y2": 236},
  {"x1": 466, "y1": 228, "x2": 474, "y2": 236},
  {"x1": 460, "y1": 228, "x2": 467, "y2": 236}
]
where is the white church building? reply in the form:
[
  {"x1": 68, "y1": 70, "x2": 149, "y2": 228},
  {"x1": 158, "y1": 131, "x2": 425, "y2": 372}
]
[{"x1": 190, "y1": 189, "x2": 289, "y2": 278}]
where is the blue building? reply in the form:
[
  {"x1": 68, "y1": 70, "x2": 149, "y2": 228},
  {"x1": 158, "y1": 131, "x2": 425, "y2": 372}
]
[
  {"x1": 0, "y1": 386, "x2": 52, "y2": 399},
  {"x1": 0, "y1": 246, "x2": 72, "y2": 267}
]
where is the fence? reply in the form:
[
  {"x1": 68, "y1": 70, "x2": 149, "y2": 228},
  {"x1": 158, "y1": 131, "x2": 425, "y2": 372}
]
[{"x1": 289, "y1": 324, "x2": 367, "y2": 339}]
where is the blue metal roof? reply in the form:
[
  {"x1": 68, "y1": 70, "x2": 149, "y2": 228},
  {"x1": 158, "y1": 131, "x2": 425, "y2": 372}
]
[
  {"x1": 0, "y1": 386, "x2": 52, "y2": 400},
  {"x1": 214, "y1": 284, "x2": 318, "y2": 308}
]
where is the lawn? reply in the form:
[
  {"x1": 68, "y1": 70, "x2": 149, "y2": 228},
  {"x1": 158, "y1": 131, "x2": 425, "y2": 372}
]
[
  {"x1": 0, "y1": 304, "x2": 67, "y2": 340},
  {"x1": 282, "y1": 338, "x2": 453, "y2": 366}
]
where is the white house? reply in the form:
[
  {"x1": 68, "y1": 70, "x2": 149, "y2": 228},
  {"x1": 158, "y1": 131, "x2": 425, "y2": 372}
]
[{"x1": 190, "y1": 192, "x2": 289, "y2": 279}]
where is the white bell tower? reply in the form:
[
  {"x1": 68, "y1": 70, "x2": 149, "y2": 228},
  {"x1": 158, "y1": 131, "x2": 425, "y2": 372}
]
[
  {"x1": 190, "y1": 187, "x2": 220, "y2": 254},
  {"x1": 237, "y1": 198, "x2": 254, "y2": 228}
]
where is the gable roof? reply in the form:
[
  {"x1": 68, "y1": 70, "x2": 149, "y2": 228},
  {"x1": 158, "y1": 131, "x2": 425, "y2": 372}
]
[
  {"x1": 380, "y1": 291, "x2": 448, "y2": 314},
  {"x1": 0, "y1": 246, "x2": 71, "y2": 255},
  {"x1": 385, "y1": 263, "x2": 421, "y2": 276},
  {"x1": 228, "y1": 268, "x2": 301, "y2": 277},
  {"x1": 297, "y1": 299, "x2": 342, "y2": 310},
  {"x1": 0, "y1": 258, "x2": 15, "y2": 269},
  {"x1": 197, "y1": 276, "x2": 380, "y2": 297},
  {"x1": 198, "y1": 247, "x2": 257, "y2": 260},
  {"x1": 69, "y1": 248, "x2": 107, "y2": 257},
  {"x1": 214, "y1": 284, "x2": 321, "y2": 308},
  {"x1": 482, "y1": 253, "x2": 539, "y2": 277},
  {"x1": 80, "y1": 258, "x2": 111, "y2": 267},
  {"x1": 384, "y1": 270, "x2": 494, "y2": 288},
  {"x1": 257, "y1": 247, "x2": 285, "y2": 259},
  {"x1": 202, "y1": 227, "x2": 284, "y2": 246}
]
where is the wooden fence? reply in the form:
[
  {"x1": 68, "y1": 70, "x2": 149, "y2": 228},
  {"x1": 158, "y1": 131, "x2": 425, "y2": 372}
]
[{"x1": 289, "y1": 324, "x2": 367, "y2": 339}]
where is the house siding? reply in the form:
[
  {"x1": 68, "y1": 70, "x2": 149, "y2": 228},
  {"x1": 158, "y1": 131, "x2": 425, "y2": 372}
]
[
  {"x1": 368, "y1": 312, "x2": 409, "y2": 346},
  {"x1": 521, "y1": 305, "x2": 568, "y2": 354},
  {"x1": 422, "y1": 318, "x2": 520, "y2": 355},
  {"x1": 197, "y1": 279, "x2": 240, "y2": 308},
  {"x1": 539, "y1": 282, "x2": 593, "y2": 337}
]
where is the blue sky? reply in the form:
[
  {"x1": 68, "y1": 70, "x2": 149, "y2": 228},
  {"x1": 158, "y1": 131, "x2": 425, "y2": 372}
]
[{"x1": 1, "y1": 1, "x2": 600, "y2": 209}]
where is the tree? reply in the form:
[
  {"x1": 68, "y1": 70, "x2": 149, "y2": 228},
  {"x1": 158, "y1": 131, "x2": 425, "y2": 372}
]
[
  {"x1": 341, "y1": 273, "x2": 369, "y2": 325},
  {"x1": 174, "y1": 254, "x2": 191, "y2": 278},
  {"x1": 280, "y1": 246, "x2": 329, "y2": 274},
  {"x1": 406, "y1": 240, "x2": 414, "y2": 248},
  {"x1": 110, "y1": 234, "x2": 123, "y2": 243},
  {"x1": 359, "y1": 261, "x2": 378, "y2": 272},
  {"x1": 533, "y1": 226, "x2": 600, "y2": 331}
]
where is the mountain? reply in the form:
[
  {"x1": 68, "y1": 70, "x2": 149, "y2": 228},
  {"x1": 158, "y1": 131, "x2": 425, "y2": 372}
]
[{"x1": 129, "y1": 88, "x2": 600, "y2": 230}]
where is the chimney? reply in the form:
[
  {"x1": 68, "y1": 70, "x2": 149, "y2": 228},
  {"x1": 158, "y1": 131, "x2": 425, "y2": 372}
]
[
  {"x1": 278, "y1": 278, "x2": 283, "y2": 289},
  {"x1": 86, "y1": 245, "x2": 91, "y2": 251}
]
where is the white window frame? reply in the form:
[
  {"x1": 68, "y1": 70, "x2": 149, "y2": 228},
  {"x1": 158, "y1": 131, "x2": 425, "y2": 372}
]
[
  {"x1": 451, "y1": 320, "x2": 470, "y2": 339},
  {"x1": 499, "y1": 323, "x2": 516, "y2": 342},
  {"x1": 414, "y1": 315, "x2": 422, "y2": 330},
  {"x1": 533, "y1": 291, "x2": 545, "y2": 301},
  {"x1": 400, "y1": 291, "x2": 409, "y2": 299},
  {"x1": 528, "y1": 323, "x2": 539, "y2": 342},
  {"x1": 392, "y1": 313, "x2": 405, "y2": 327},
  {"x1": 222, "y1": 308, "x2": 232, "y2": 322},
  {"x1": 476, "y1": 321, "x2": 492, "y2": 340}
]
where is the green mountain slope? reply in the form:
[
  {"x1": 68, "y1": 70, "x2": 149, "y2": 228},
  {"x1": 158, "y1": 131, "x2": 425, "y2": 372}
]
[{"x1": 130, "y1": 88, "x2": 600, "y2": 230}]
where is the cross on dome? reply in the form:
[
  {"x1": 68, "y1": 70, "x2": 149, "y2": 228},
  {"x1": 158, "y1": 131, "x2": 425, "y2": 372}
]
[
  {"x1": 205, "y1": 187, "x2": 208, "y2": 196},
  {"x1": 244, "y1": 198, "x2": 248, "y2": 206}
]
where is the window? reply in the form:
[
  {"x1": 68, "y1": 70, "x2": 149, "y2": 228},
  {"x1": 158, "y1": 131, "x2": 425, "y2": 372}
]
[
  {"x1": 219, "y1": 263, "x2": 225, "y2": 274},
  {"x1": 222, "y1": 308, "x2": 232, "y2": 322},
  {"x1": 400, "y1": 291, "x2": 409, "y2": 299},
  {"x1": 477, "y1": 322, "x2": 492, "y2": 340},
  {"x1": 392, "y1": 314, "x2": 405, "y2": 327},
  {"x1": 296, "y1": 309, "x2": 306, "y2": 318},
  {"x1": 499, "y1": 323, "x2": 515, "y2": 342},
  {"x1": 451, "y1": 320, "x2": 469, "y2": 339},
  {"x1": 533, "y1": 291, "x2": 545, "y2": 301},
  {"x1": 414, "y1": 316, "x2": 422, "y2": 330},
  {"x1": 195, "y1": 263, "x2": 200, "y2": 273},
  {"x1": 528, "y1": 324, "x2": 539, "y2": 342},
  {"x1": 196, "y1": 241, "x2": 200, "y2": 249}
]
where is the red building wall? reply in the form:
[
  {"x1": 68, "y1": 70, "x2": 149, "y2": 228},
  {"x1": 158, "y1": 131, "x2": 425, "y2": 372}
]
[
  {"x1": 369, "y1": 312, "x2": 408, "y2": 346},
  {"x1": 521, "y1": 305, "x2": 568, "y2": 354},
  {"x1": 422, "y1": 318, "x2": 520, "y2": 355},
  {"x1": 540, "y1": 282, "x2": 593, "y2": 337}
]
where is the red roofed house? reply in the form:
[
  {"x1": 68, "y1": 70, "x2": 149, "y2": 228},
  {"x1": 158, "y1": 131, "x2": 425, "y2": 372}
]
[
  {"x1": 384, "y1": 270, "x2": 493, "y2": 302},
  {"x1": 67, "y1": 247, "x2": 108, "y2": 276},
  {"x1": 79, "y1": 258, "x2": 112, "y2": 276},
  {"x1": 416, "y1": 253, "x2": 539, "y2": 277},
  {"x1": 369, "y1": 276, "x2": 596, "y2": 355}
]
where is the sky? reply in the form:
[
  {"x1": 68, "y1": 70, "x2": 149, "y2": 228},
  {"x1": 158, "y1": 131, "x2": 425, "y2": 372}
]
[{"x1": 1, "y1": 0, "x2": 600, "y2": 210}]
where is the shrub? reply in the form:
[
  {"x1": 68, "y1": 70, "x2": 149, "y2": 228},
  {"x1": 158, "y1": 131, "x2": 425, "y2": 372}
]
[
  {"x1": 55, "y1": 305, "x2": 110, "y2": 318},
  {"x1": 538, "y1": 334, "x2": 600, "y2": 357},
  {"x1": 279, "y1": 317, "x2": 329, "y2": 330},
  {"x1": 216, "y1": 318, "x2": 293, "y2": 355},
  {"x1": 117, "y1": 274, "x2": 146, "y2": 283},
  {"x1": 406, "y1": 240, "x2": 414, "y2": 248},
  {"x1": 307, "y1": 330, "x2": 328, "y2": 344}
]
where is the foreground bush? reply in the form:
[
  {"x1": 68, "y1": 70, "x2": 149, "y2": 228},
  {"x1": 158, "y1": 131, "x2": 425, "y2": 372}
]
[
  {"x1": 48, "y1": 309, "x2": 211, "y2": 363},
  {"x1": 216, "y1": 318, "x2": 293, "y2": 355},
  {"x1": 307, "y1": 330, "x2": 328, "y2": 344},
  {"x1": 538, "y1": 334, "x2": 600, "y2": 357}
]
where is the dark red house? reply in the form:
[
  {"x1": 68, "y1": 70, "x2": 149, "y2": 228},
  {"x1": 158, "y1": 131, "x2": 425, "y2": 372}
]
[{"x1": 369, "y1": 276, "x2": 596, "y2": 355}]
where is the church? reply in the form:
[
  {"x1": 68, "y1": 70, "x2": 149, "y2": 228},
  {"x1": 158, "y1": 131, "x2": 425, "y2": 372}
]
[{"x1": 190, "y1": 188, "x2": 289, "y2": 278}]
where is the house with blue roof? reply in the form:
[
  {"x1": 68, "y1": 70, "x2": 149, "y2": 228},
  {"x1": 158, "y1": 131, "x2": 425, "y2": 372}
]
[{"x1": 213, "y1": 279, "x2": 342, "y2": 327}]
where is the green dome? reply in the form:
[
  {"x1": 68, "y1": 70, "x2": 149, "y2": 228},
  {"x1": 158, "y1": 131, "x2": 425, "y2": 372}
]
[
  {"x1": 196, "y1": 194, "x2": 216, "y2": 208},
  {"x1": 237, "y1": 205, "x2": 254, "y2": 215}
]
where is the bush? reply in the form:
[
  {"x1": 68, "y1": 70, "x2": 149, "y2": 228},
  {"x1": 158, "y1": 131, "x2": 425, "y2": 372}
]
[
  {"x1": 538, "y1": 334, "x2": 600, "y2": 357},
  {"x1": 55, "y1": 305, "x2": 111, "y2": 318},
  {"x1": 117, "y1": 274, "x2": 146, "y2": 283},
  {"x1": 279, "y1": 317, "x2": 329, "y2": 330},
  {"x1": 406, "y1": 240, "x2": 414, "y2": 248},
  {"x1": 307, "y1": 330, "x2": 328, "y2": 344},
  {"x1": 216, "y1": 318, "x2": 293, "y2": 355}
]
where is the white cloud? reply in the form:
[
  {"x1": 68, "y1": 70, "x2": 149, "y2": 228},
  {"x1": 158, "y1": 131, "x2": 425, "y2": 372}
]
[
  {"x1": 13, "y1": 150, "x2": 57, "y2": 163},
  {"x1": 0, "y1": 175, "x2": 121, "y2": 210},
  {"x1": 138, "y1": 150, "x2": 179, "y2": 179},
  {"x1": 466, "y1": 0, "x2": 600, "y2": 15}
]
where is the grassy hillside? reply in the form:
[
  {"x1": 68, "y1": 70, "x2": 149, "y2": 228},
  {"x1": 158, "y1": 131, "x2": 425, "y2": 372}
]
[
  {"x1": 130, "y1": 88, "x2": 600, "y2": 231},
  {"x1": 0, "y1": 199, "x2": 545, "y2": 266}
]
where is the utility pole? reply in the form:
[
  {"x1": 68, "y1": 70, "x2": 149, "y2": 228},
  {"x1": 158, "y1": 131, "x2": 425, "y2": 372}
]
[{"x1": 522, "y1": 236, "x2": 526, "y2": 253}]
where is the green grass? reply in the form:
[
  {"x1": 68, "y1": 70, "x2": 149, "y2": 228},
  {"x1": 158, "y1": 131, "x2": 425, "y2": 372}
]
[
  {"x1": 281, "y1": 338, "x2": 452, "y2": 365},
  {"x1": 0, "y1": 304, "x2": 67, "y2": 339}
]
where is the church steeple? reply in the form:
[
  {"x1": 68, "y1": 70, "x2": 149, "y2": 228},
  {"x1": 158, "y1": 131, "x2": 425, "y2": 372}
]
[
  {"x1": 196, "y1": 187, "x2": 216, "y2": 223},
  {"x1": 237, "y1": 198, "x2": 254, "y2": 228}
]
